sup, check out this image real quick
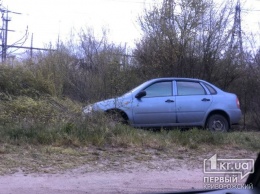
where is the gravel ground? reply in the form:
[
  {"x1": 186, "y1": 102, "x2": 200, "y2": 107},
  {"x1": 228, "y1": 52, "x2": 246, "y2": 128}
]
[
  {"x1": 0, "y1": 146, "x2": 257, "y2": 194},
  {"x1": 0, "y1": 165, "x2": 204, "y2": 194}
]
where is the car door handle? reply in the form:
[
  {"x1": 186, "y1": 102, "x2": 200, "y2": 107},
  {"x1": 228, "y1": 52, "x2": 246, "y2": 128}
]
[
  {"x1": 201, "y1": 98, "x2": 210, "y2": 102},
  {"x1": 165, "y1": 99, "x2": 174, "y2": 103}
]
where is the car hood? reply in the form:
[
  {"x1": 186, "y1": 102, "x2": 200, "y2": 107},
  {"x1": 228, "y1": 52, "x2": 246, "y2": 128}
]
[
  {"x1": 92, "y1": 93, "x2": 133, "y2": 112},
  {"x1": 93, "y1": 98, "x2": 116, "y2": 111}
]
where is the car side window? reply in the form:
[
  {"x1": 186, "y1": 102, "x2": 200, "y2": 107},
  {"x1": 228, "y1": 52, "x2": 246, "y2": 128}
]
[
  {"x1": 177, "y1": 81, "x2": 206, "y2": 96},
  {"x1": 144, "y1": 81, "x2": 172, "y2": 97}
]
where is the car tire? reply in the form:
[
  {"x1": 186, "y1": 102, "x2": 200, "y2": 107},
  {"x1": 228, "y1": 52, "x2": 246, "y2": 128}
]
[{"x1": 207, "y1": 114, "x2": 229, "y2": 132}]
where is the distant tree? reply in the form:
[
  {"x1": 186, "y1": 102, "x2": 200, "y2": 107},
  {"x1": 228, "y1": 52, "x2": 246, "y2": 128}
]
[
  {"x1": 61, "y1": 28, "x2": 140, "y2": 101},
  {"x1": 134, "y1": 0, "x2": 237, "y2": 85}
]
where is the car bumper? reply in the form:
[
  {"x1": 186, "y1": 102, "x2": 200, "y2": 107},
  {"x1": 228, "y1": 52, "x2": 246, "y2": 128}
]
[{"x1": 229, "y1": 109, "x2": 242, "y2": 124}]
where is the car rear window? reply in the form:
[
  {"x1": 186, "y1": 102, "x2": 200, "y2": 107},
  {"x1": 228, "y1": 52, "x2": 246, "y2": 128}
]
[{"x1": 177, "y1": 81, "x2": 206, "y2": 95}]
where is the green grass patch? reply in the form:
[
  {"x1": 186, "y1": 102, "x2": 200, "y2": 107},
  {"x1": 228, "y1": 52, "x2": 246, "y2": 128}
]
[
  {"x1": 1, "y1": 115, "x2": 259, "y2": 151},
  {"x1": 0, "y1": 65, "x2": 259, "y2": 150}
]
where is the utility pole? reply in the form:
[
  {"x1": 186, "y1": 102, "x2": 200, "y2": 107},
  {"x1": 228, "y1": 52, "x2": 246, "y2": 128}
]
[
  {"x1": 0, "y1": 8, "x2": 20, "y2": 63},
  {"x1": 229, "y1": 0, "x2": 247, "y2": 129},
  {"x1": 2, "y1": 10, "x2": 10, "y2": 62},
  {"x1": 229, "y1": 0, "x2": 243, "y2": 61},
  {"x1": 30, "y1": 33, "x2": 33, "y2": 58},
  {"x1": 163, "y1": 0, "x2": 175, "y2": 25},
  {"x1": 0, "y1": 8, "x2": 55, "y2": 62}
]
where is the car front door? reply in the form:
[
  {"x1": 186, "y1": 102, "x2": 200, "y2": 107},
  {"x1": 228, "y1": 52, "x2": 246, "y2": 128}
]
[
  {"x1": 132, "y1": 81, "x2": 176, "y2": 126},
  {"x1": 175, "y1": 81, "x2": 212, "y2": 124}
]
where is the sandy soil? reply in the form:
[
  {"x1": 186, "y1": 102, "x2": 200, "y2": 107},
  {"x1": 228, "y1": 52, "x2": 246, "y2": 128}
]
[{"x1": 0, "y1": 147, "x2": 256, "y2": 194}]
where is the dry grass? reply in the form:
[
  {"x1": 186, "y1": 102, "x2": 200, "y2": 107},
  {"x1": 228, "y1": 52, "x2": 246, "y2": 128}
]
[{"x1": 0, "y1": 102, "x2": 259, "y2": 176}]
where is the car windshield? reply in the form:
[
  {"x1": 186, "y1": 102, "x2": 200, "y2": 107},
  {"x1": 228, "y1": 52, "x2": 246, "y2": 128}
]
[{"x1": 122, "y1": 80, "x2": 151, "y2": 96}]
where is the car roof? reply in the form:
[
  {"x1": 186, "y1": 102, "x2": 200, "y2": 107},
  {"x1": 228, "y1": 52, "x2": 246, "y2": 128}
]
[
  {"x1": 144, "y1": 77, "x2": 223, "y2": 93},
  {"x1": 150, "y1": 77, "x2": 203, "y2": 82}
]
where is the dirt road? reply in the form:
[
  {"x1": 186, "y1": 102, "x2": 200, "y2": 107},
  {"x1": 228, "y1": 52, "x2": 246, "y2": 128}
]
[
  {"x1": 0, "y1": 146, "x2": 256, "y2": 194},
  {"x1": 0, "y1": 167, "x2": 204, "y2": 194}
]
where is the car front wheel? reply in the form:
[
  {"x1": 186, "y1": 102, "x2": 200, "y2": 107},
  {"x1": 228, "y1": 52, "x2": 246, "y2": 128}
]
[
  {"x1": 207, "y1": 114, "x2": 229, "y2": 132},
  {"x1": 106, "y1": 110, "x2": 128, "y2": 125}
]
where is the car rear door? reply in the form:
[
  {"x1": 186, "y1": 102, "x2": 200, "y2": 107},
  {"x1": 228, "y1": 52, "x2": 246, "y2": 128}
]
[
  {"x1": 132, "y1": 81, "x2": 176, "y2": 126},
  {"x1": 175, "y1": 81, "x2": 213, "y2": 124}
]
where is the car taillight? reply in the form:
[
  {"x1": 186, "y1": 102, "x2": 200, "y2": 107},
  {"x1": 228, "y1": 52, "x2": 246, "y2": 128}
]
[{"x1": 236, "y1": 97, "x2": 240, "y2": 109}]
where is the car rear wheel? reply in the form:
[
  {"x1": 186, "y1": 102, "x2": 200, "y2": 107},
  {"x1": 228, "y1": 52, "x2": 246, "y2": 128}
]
[{"x1": 207, "y1": 114, "x2": 228, "y2": 132}]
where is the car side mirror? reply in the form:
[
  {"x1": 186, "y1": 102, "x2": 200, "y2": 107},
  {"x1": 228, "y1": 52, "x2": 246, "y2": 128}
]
[{"x1": 135, "y1": 90, "x2": 146, "y2": 99}]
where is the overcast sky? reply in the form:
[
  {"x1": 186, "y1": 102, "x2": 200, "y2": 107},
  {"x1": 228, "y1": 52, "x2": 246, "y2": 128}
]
[
  {"x1": 2, "y1": 0, "x2": 260, "y2": 51},
  {"x1": 3, "y1": 0, "x2": 152, "y2": 49}
]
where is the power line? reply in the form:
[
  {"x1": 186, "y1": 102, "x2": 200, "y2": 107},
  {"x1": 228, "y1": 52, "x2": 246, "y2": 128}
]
[
  {"x1": 241, "y1": 9, "x2": 260, "y2": 12},
  {"x1": 0, "y1": 7, "x2": 53, "y2": 62},
  {"x1": 1, "y1": 44, "x2": 56, "y2": 51},
  {"x1": 0, "y1": 8, "x2": 21, "y2": 15},
  {"x1": 86, "y1": 0, "x2": 153, "y2": 4}
]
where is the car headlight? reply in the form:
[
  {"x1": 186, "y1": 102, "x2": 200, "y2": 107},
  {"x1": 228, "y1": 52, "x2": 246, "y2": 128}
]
[{"x1": 83, "y1": 105, "x2": 93, "y2": 114}]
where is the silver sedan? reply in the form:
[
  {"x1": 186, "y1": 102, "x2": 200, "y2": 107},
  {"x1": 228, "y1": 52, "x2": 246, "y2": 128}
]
[{"x1": 83, "y1": 78, "x2": 242, "y2": 132}]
